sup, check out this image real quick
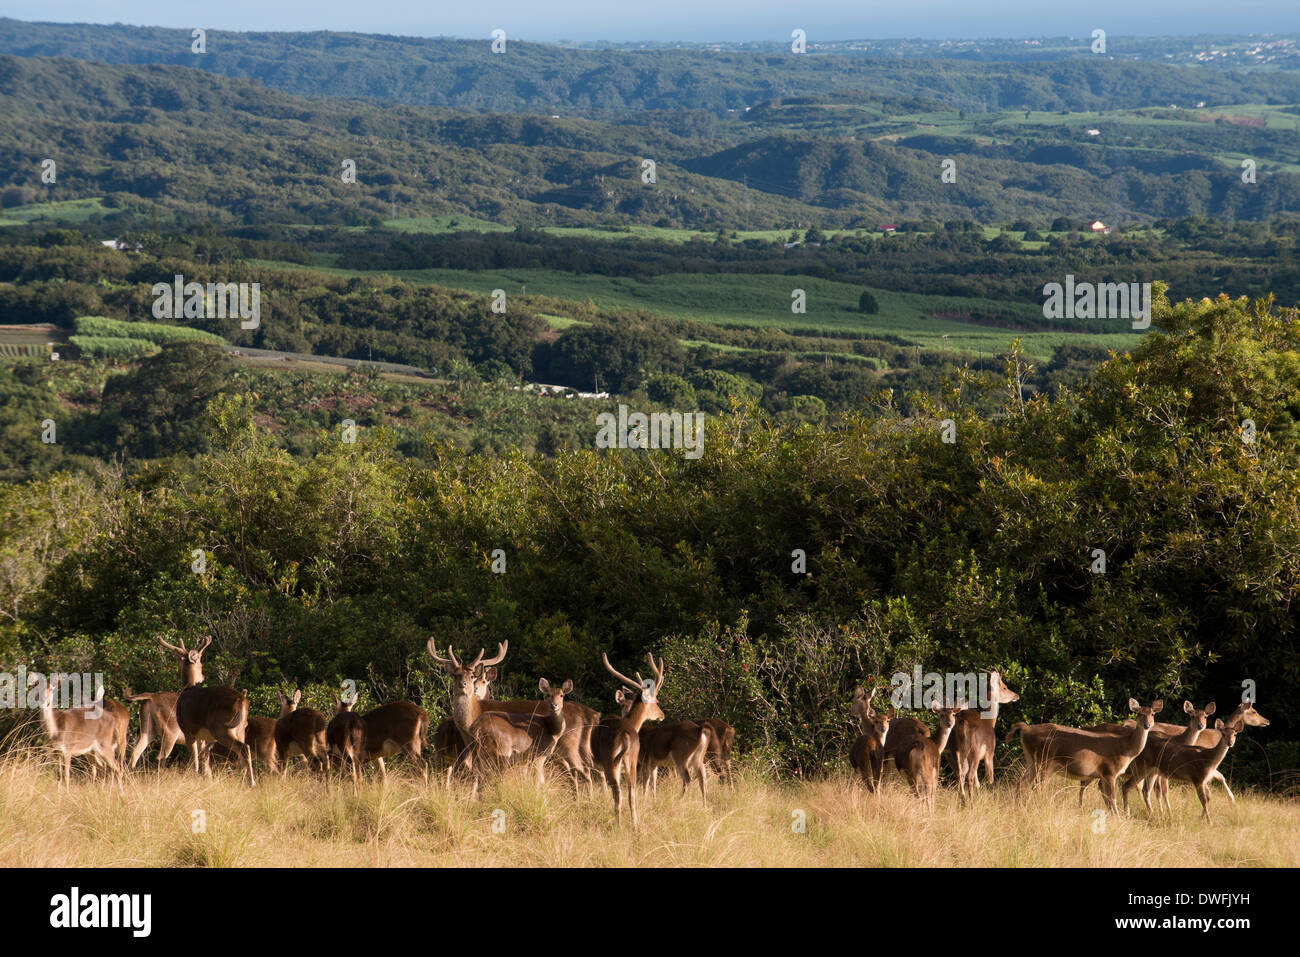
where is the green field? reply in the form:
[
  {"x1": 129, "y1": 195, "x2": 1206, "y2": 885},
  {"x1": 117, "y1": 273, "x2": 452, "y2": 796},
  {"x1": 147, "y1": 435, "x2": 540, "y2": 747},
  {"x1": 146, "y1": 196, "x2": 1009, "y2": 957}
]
[
  {"x1": 252, "y1": 260, "x2": 1145, "y2": 361},
  {"x1": 0, "y1": 197, "x2": 112, "y2": 225}
]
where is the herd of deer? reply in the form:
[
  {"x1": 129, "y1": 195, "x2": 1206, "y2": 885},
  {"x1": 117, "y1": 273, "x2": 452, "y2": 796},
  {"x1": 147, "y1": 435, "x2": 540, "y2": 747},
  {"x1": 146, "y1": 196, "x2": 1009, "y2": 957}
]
[
  {"x1": 31, "y1": 643, "x2": 1268, "y2": 825},
  {"x1": 848, "y1": 671, "x2": 1270, "y2": 823},
  {"x1": 30, "y1": 635, "x2": 734, "y2": 826}
]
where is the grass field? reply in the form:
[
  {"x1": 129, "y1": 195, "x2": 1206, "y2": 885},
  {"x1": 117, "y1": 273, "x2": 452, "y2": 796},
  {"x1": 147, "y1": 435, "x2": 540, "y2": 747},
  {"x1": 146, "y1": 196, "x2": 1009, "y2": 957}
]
[
  {"x1": 0, "y1": 197, "x2": 111, "y2": 225},
  {"x1": 1, "y1": 751, "x2": 1293, "y2": 867},
  {"x1": 251, "y1": 261, "x2": 1145, "y2": 361}
]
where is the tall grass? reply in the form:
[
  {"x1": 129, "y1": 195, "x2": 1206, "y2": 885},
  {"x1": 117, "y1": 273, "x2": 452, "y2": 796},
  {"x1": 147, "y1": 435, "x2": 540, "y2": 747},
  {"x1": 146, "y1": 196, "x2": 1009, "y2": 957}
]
[{"x1": 1, "y1": 752, "x2": 1294, "y2": 867}]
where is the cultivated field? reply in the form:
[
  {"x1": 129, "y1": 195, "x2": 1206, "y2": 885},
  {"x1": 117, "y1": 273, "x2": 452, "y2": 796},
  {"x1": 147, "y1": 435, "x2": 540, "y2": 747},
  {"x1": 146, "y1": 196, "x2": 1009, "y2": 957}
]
[{"x1": 2, "y1": 750, "x2": 1294, "y2": 867}]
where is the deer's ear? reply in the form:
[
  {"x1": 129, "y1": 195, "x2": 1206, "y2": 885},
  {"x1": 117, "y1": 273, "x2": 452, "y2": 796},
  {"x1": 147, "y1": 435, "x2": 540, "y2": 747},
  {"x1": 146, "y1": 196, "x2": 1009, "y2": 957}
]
[
  {"x1": 1204, "y1": 702, "x2": 1215, "y2": 716},
  {"x1": 483, "y1": 667, "x2": 497, "y2": 682},
  {"x1": 1151, "y1": 700, "x2": 1163, "y2": 713},
  {"x1": 539, "y1": 678, "x2": 550, "y2": 694},
  {"x1": 1214, "y1": 718, "x2": 1224, "y2": 730},
  {"x1": 561, "y1": 679, "x2": 573, "y2": 695},
  {"x1": 886, "y1": 707, "x2": 896, "y2": 718},
  {"x1": 1128, "y1": 698, "x2": 1140, "y2": 712},
  {"x1": 1183, "y1": 700, "x2": 1193, "y2": 714}
]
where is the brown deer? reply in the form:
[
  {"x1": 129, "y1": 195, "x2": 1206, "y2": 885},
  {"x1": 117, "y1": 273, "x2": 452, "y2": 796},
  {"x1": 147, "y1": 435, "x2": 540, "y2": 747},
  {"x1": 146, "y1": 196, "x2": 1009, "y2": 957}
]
[
  {"x1": 274, "y1": 689, "x2": 330, "y2": 774},
  {"x1": 326, "y1": 696, "x2": 367, "y2": 782},
  {"x1": 32, "y1": 674, "x2": 122, "y2": 786},
  {"x1": 1087, "y1": 699, "x2": 1266, "y2": 805},
  {"x1": 433, "y1": 668, "x2": 491, "y2": 779},
  {"x1": 426, "y1": 641, "x2": 510, "y2": 787},
  {"x1": 157, "y1": 635, "x2": 255, "y2": 785},
  {"x1": 447, "y1": 646, "x2": 600, "y2": 791},
  {"x1": 356, "y1": 701, "x2": 429, "y2": 784},
  {"x1": 902, "y1": 701, "x2": 961, "y2": 811},
  {"x1": 692, "y1": 716, "x2": 735, "y2": 788},
  {"x1": 848, "y1": 686, "x2": 894, "y2": 792},
  {"x1": 1006, "y1": 698, "x2": 1163, "y2": 813},
  {"x1": 127, "y1": 691, "x2": 182, "y2": 769},
  {"x1": 591, "y1": 652, "x2": 666, "y2": 826},
  {"x1": 638, "y1": 719, "x2": 712, "y2": 800},
  {"x1": 465, "y1": 678, "x2": 573, "y2": 794},
  {"x1": 943, "y1": 670, "x2": 1020, "y2": 803},
  {"x1": 1150, "y1": 718, "x2": 1243, "y2": 823},
  {"x1": 1079, "y1": 699, "x2": 1213, "y2": 812}
]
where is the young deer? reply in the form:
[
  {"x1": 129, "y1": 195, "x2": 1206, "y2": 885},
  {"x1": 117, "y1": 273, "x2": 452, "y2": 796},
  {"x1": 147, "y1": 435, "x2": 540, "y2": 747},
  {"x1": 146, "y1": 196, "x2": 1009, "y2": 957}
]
[
  {"x1": 638, "y1": 719, "x2": 712, "y2": 800},
  {"x1": 848, "y1": 687, "x2": 893, "y2": 792},
  {"x1": 466, "y1": 678, "x2": 573, "y2": 794},
  {"x1": 127, "y1": 691, "x2": 182, "y2": 769},
  {"x1": 274, "y1": 689, "x2": 330, "y2": 774},
  {"x1": 692, "y1": 716, "x2": 736, "y2": 788},
  {"x1": 1006, "y1": 698, "x2": 1163, "y2": 814},
  {"x1": 357, "y1": 701, "x2": 429, "y2": 784},
  {"x1": 464, "y1": 650, "x2": 601, "y2": 792},
  {"x1": 902, "y1": 700, "x2": 961, "y2": 811},
  {"x1": 1088, "y1": 700, "x2": 1213, "y2": 813},
  {"x1": 943, "y1": 670, "x2": 1020, "y2": 803},
  {"x1": 157, "y1": 635, "x2": 255, "y2": 785},
  {"x1": 326, "y1": 696, "x2": 367, "y2": 782},
  {"x1": 33, "y1": 675, "x2": 122, "y2": 787},
  {"x1": 1152, "y1": 718, "x2": 1243, "y2": 823},
  {"x1": 591, "y1": 652, "x2": 665, "y2": 826}
]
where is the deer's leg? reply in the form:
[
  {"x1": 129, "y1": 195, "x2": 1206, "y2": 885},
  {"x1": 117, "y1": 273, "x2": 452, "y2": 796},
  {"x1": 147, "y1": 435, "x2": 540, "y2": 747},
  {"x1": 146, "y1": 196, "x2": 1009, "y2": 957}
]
[
  {"x1": 244, "y1": 743, "x2": 257, "y2": 787},
  {"x1": 983, "y1": 751, "x2": 995, "y2": 787},
  {"x1": 1078, "y1": 780, "x2": 1088, "y2": 807},
  {"x1": 1199, "y1": 783, "x2": 1212, "y2": 824},
  {"x1": 1212, "y1": 769, "x2": 1235, "y2": 803},
  {"x1": 375, "y1": 756, "x2": 387, "y2": 784}
]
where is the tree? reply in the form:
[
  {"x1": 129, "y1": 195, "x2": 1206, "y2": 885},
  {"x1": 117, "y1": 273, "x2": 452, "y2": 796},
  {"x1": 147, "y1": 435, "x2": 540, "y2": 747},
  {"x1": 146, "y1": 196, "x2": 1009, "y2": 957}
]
[{"x1": 858, "y1": 292, "x2": 879, "y2": 314}]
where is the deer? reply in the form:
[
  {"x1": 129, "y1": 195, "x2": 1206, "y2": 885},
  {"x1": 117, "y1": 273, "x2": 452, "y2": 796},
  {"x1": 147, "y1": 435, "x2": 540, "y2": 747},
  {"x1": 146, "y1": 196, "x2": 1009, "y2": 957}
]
[
  {"x1": 433, "y1": 667, "x2": 492, "y2": 780},
  {"x1": 427, "y1": 640, "x2": 511, "y2": 787},
  {"x1": 1005, "y1": 698, "x2": 1163, "y2": 814},
  {"x1": 241, "y1": 716, "x2": 279, "y2": 773},
  {"x1": 156, "y1": 635, "x2": 255, "y2": 785},
  {"x1": 464, "y1": 678, "x2": 573, "y2": 794},
  {"x1": 692, "y1": 716, "x2": 735, "y2": 788},
  {"x1": 1078, "y1": 699, "x2": 1213, "y2": 813},
  {"x1": 943, "y1": 670, "x2": 1020, "y2": 803},
  {"x1": 354, "y1": 701, "x2": 429, "y2": 784},
  {"x1": 1150, "y1": 718, "x2": 1243, "y2": 823},
  {"x1": 590, "y1": 652, "x2": 665, "y2": 826},
  {"x1": 32, "y1": 674, "x2": 122, "y2": 787},
  {"x1": 274, "y1": 689, "x2": 330, "y2": 774},
  {"x1": 444, "y1": 645, "x2": 600, "y2": 792},
  {"x1": 848, "y1": 686, "x2": 894, "y2": 792},
  {"x1": 1086, "y1": 699, "x2": 1266, "y2": 805},
  {"x1": 126, "y1": 690, "x2": 182, "y2": 770},
  {"x1": 326, "y1": 696, "x2": 368, "y2": 782},
  {"x1": 101, "y1": 694, "x2": 130, "y2": 776},
  {"x1": 637, "y1": 718, "x2": 712, "y2": 800},
  {"x1": 901, "y1": 700, "x2": 961, "y2": 810}
]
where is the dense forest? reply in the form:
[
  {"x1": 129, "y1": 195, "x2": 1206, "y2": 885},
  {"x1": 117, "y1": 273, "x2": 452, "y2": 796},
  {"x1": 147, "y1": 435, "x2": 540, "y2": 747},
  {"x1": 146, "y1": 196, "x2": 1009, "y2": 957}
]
[{"x1": 4, "y1": 55, "x2": 1300, "y2": 228}]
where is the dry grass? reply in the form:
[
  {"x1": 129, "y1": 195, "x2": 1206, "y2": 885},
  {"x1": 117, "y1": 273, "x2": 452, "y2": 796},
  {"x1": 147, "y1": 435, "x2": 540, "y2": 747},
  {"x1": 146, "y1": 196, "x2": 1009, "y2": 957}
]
[{"x1": 1, "y1": 750, "x2": 1295, "y2": 867}]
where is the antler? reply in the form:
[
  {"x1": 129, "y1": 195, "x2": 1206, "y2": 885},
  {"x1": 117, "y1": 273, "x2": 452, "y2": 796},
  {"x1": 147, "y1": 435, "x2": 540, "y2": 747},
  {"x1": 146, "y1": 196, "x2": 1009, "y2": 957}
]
[
  {"x1": 157, "y1": 634, "x2": 187, "y2": 658},
  {"x1": 196, "y1": 635, "x2": 212, "y2": 654},
  {"x1": 602, "y1": 652, "x2": 643, "y2": 692},
  {"x1": 477, "y1": 641, "x2": 508, "y2": 669},
  {"x1": 646, "y1": 653, "x2": 665, "y2": 694},
  {"x1": 426, "y1": 638, "x2": 453, "y2": 666}
]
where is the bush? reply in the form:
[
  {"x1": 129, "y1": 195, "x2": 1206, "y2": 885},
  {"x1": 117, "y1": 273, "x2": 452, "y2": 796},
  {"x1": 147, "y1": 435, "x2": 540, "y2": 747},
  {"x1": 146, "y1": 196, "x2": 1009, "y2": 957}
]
[{"x1": 68, "y1": 335, "x2": 161, "y2": 358}]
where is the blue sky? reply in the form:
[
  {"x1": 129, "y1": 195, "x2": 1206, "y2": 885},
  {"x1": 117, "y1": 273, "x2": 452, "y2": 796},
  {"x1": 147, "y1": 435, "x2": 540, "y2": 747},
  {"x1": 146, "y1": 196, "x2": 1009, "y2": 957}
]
[{"x1": 3, "y1": 0, "x2": 1296, "y2": 41}]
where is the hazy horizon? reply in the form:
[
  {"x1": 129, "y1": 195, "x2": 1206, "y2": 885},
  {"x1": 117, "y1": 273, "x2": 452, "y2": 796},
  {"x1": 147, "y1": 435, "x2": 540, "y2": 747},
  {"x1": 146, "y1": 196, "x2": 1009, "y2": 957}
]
[{"x1": 2, "y1": 1, "x2": 1297, "y2": 44}]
